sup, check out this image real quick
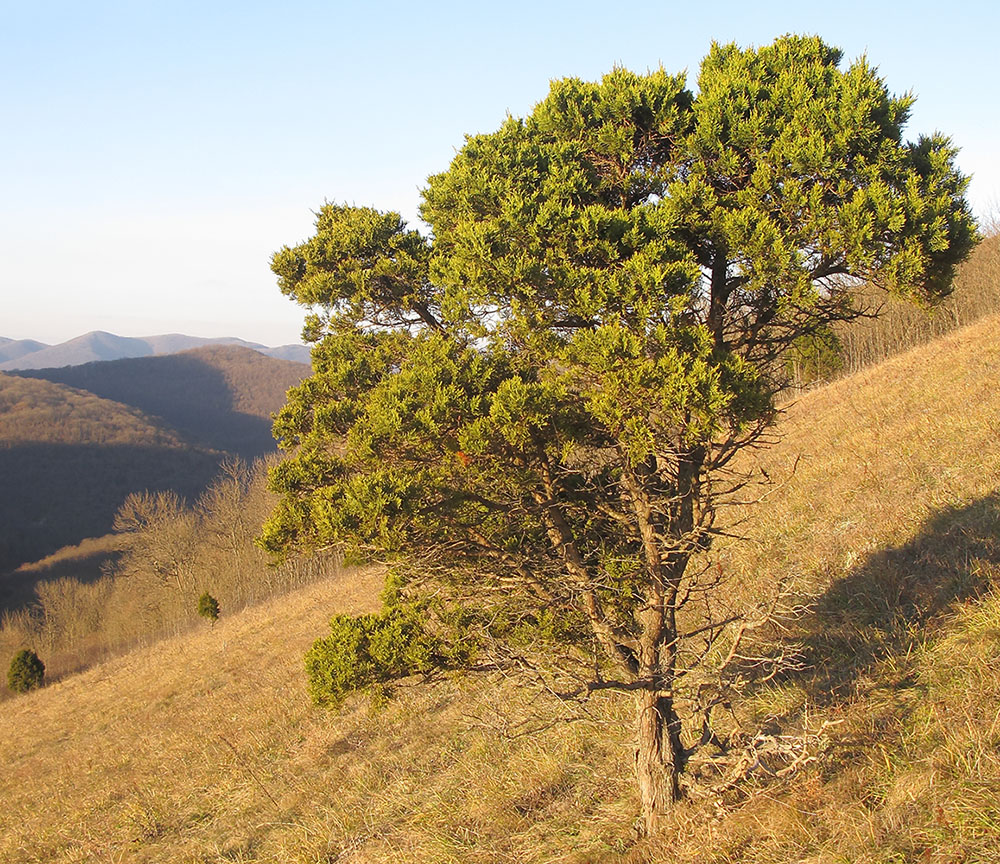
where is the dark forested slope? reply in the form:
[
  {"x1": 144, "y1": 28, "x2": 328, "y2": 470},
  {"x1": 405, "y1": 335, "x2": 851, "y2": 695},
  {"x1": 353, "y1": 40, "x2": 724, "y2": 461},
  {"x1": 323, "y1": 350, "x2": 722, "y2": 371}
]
[
  {"x1": 10, "y1": 345, "x2": 309, "y2": 458},
  {"x1": 0, "y1": 347, "x2": 309, "y2": 578},
  {"x1": 0, "y1": 374, "x2": 221, "y2": 576}
]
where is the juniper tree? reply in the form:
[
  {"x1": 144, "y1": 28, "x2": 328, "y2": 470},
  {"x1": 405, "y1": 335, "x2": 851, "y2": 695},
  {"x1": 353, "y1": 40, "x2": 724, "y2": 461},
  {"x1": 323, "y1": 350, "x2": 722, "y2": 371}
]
[
  {"x1": 197, "y1": 591, "x2": 220, "y2": 623},
  {"x1": 259, "y1": 36, "x2": 976, "y2": 834},
  {"x1": 8, "y1": 649, "x2": 45, "y2": 694}
]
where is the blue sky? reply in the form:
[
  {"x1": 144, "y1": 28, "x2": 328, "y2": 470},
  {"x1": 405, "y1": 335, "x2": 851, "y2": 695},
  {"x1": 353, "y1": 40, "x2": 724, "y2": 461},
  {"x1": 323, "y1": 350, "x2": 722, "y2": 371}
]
[{"x1": 3, "y1": 0, "x2": 998, "y2": 346}]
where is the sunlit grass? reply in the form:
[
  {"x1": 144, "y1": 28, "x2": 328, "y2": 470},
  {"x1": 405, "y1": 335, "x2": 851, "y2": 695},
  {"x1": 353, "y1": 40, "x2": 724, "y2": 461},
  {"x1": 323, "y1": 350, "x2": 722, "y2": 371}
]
[{"x1": 2, "y1": 314, "x2": 1000, "y2": 861}]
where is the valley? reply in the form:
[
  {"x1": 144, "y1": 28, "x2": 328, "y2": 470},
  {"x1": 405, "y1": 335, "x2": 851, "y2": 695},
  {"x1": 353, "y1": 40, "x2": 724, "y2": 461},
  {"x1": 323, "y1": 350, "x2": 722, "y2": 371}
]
[{"x1": 0, "y1": 342, "x2": 309, "y2": 594}]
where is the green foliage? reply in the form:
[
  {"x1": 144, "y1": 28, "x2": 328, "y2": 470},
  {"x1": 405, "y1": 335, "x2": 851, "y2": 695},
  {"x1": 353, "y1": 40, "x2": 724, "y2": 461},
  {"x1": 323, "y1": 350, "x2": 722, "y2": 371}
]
[
  {"x1": 262, "y1": 32, "x2": 976, "y2": 606},
  {"x1": 7, "y1": 648, "x2": 45, "y2": 694},
  {"x1": 785, "y1": 326, "x2": 844, "y2": 386},
  {"x1": 304, "y1": 576, "x2": 478, "y2": 707},
  {"x1": 197, "y1": 592, "x2": 220, "y2": 623},
  {"x1": 262, "y1": 35, "x2": 977, "y2": 820}
]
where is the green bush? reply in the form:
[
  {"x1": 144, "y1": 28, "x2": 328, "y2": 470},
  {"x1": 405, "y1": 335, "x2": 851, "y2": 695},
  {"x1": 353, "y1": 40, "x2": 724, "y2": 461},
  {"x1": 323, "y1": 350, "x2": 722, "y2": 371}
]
[
  {"x1": 305, "y1": 603, "x2": 441, "y2": 707},
  {"x1": 197, "y1": 591, "x2": 220, "y2": 623},
  {"x1": 7, "y1": 648, "x2": 45, "y2": 693}
]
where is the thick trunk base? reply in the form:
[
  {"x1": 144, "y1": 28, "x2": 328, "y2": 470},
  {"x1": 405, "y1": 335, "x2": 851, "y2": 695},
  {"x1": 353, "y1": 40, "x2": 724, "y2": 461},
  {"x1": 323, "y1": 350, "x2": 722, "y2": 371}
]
[{"x1": 634, "y1": 689, "x2": 682, "y2": 836}]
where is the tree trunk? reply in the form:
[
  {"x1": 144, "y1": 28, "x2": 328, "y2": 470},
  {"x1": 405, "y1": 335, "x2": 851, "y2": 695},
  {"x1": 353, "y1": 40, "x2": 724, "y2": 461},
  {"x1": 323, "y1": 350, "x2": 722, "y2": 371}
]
[{"x1": 634, "y1": 688, "x2": 683, "y2": 836}]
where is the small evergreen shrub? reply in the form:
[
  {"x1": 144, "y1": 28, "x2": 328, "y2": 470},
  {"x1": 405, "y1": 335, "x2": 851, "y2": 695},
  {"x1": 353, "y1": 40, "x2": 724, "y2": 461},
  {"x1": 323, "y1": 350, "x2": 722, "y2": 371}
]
[
  {"x1": 305, "y1": 604, "x2": 437, "y2": 707},
  {"x1": 197, "y1": 592, "x2": 220, "y2": 623},
  {"x1": 7, "y1": 649, "x2": 45, "y2": 694},
  {"x1": 305, "y1": 569, "x2": 483, "y2": 709}
]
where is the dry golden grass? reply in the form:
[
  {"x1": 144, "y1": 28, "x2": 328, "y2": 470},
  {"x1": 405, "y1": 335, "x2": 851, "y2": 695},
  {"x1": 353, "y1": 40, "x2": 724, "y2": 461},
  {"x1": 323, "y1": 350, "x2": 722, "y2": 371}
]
[
  {"x1": 2, "y1": 314, "x2": 1000, "y2": 862},
  {"x1": 0, "y1": 565, "x2": 382, "y2": 862},
  {"x1": 0, "y1": 562, "x2": 636, "y2": 863},
  {"x1": 834, "y1": 229, "x2": 1000, "y2": 377},
  {"x1": 0, "y1": 459, "x2": 335, "y2": 693},
  {"x1": 619, "y1": 313, "x2": 1000, "y2": 862},
  {"x1": 13, "y1": 534, "x2": 131, "y2": 575},
  {"x1": 735, "y1": 312, "x2": 1000, "y2": 590}
]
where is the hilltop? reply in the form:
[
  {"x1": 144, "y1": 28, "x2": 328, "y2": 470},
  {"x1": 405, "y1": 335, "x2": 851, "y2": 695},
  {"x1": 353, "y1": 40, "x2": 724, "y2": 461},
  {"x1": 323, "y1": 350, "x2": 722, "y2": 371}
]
[
  {"x1": 10, "y1": 344, "x2": 309, "y2": 457},
  {"x1": 0, "y1": 337, "x2": 48, "y2": 365},
  {"x1": 0, "y1": 313, "x2": 997, "y2": 862}
]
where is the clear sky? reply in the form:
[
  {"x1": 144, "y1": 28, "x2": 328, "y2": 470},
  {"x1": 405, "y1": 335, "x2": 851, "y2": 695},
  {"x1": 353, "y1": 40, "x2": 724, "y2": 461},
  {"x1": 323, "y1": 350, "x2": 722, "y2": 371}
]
[{"x1": 3, "y1": 0, "x2": 998, "y2": 347}]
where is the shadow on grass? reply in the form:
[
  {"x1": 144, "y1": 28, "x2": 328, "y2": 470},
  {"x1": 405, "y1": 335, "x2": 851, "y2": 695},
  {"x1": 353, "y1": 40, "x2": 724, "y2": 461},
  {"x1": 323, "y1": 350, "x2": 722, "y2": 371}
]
[{"x1": 794, "y1": 491, "x2": 1000, "y2": 705}]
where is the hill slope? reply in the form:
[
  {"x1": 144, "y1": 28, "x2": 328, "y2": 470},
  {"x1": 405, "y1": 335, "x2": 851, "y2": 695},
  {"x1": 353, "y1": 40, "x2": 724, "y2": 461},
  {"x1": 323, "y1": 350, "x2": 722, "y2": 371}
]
[
  {"x1": 9, "y1": 344, "x2": 309, "y2": 457},
  {"x1": 1, "y1": 315, "x2": 998, "y2": 862},
  {"x1": 0, "y1": 372, "x2": 222, "y2": 579},
  {"x1": 0, "y1": 346, "x2": 308, "y2": 576},
  {"x1": 0, "y1": 337, "x2": 49, "y2": 364},
  {"x1": 0, "y1": 372, "x2": 188, "y2": 446}
]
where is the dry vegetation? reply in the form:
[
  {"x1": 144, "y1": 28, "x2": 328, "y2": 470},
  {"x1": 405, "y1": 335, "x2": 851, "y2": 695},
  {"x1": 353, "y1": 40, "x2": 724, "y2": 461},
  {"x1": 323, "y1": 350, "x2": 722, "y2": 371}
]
[
  {"x1": 1, "y1": 308, "x2": 998, "y2": 861},
  {"x1": 786, "y1": 226, "x2": 1000, "y2": 389},
  {"x1": 835, "y1": 228, "x2": 1000, "y2": 375},
  {"x1": 632, "y1": 310, "x2": 1000, "y2": 862},
  {"x1": 0, "y1": 459, "x2": 338, "y2": 686},
  {"x1": 0, "y1": 373, "x2": 187, "y2": 447},
  {"x1": 0, "y1": 534, "x2": 131, "y2": 625},
  {"x1": 11, "y1": 345, "x2": 310, "y2": 457}
]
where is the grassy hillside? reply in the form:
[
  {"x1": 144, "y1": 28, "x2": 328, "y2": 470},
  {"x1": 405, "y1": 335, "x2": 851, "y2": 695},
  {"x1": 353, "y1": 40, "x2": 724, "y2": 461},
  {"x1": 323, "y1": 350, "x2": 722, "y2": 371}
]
[
  {"x1": 0, "y1": 458, "x2": 337, "y2": 685},
  {"x1": 1, "y1": 315, "x2": 998, "y2": 862}
]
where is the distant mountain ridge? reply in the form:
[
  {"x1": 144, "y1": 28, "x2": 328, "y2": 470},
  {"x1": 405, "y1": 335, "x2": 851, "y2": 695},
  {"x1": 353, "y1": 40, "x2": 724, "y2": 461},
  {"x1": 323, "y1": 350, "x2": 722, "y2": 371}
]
[
  {"x1": 0, "y1": 330, "x2": 311, "y2": 370},
  {"x1": 0, "y1": 337, "x2": 49, "y2": 364}
]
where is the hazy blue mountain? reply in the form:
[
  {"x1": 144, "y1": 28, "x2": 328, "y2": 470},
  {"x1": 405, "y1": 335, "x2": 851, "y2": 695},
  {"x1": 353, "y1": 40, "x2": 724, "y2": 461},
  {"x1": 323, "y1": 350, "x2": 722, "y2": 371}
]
[
  {"x1": 141, "y1": 334, "x2": 266, "y2": 354},
  {"x1": 257, "y1": 344, "x2": 311, "y2": 364},
  {"x1": 0, "y1": 332, "x2": 311, "y2": 371},
  {"x1": 0, "y1": 331, "x2": 154, "y2": 370},
  {"x1": 0, "y1": 337, "x2": 51, "y2": 364}
]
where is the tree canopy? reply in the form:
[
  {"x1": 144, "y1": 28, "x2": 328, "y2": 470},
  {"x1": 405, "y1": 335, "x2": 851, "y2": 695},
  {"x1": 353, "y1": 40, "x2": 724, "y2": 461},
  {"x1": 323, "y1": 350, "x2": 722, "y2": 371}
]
[{"x1": 260, "y1": 35, "x2": 977, "y2": 835}]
